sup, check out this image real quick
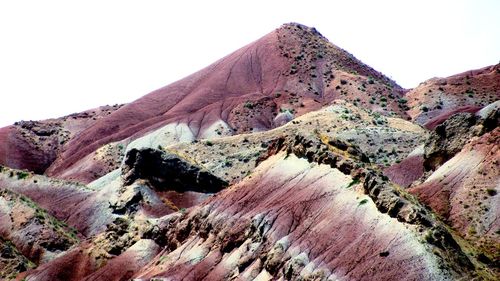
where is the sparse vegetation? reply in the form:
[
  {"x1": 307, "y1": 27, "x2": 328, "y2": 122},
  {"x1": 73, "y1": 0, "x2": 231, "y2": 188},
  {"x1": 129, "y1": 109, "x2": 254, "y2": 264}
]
[
  {"x1": 379, "y1": 251, "x2": 390, "y2": 257},
  {"x1": 486, "y1": 189, "x2": 497, "y2": 196},
  {"x1": 359, "y1": 199, "x2": 369, "y2": 205},
  {"x1": 244, "y1": 101, "x2": 254, "y2": 109},
  {"x1": 1, "y1": 23, "x2": 497, "y2": 280},
  {"x1": 347, "y1": 178, "x2": 360, "y2": 188},
  {"x1": 280, "y1": 108, "x2": 295, "y2": 114},
  {"x1": 17, "y1": 171, "x2": 29, "y2": 180}
]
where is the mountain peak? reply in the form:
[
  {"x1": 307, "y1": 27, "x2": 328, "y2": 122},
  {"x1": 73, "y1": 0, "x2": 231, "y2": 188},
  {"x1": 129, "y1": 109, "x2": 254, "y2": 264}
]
[
  {"x1": 279, "y1": 22, "x2": 325, "y2": 37},
  {"x1": 2, "y1": 22, "x2": 408, "y2": 183}
]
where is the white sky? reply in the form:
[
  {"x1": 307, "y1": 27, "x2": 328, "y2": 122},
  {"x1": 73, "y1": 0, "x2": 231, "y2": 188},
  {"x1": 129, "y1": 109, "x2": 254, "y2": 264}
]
[{"x1": 1, "y1": 0, "x2": 499, "y2": 127}]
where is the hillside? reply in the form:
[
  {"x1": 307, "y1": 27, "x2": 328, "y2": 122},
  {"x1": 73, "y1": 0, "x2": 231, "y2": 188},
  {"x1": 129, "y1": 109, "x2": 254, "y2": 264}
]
[
  {"x1": 0, "y1": 23, "x2": 498, "y2": 280},
  {"x1": 406, "y1": 64, "x2": 500, "y2": 129},
  {"x1": 1, "y1": 23, "x2": 406, "y2": 184}
]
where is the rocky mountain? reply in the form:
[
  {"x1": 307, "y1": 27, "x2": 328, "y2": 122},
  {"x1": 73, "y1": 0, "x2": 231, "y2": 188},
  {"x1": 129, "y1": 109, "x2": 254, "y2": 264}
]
[
  {"x1": 406, "y1": 64, "x2": 499, "y2": 129},
  {"x1": 1, "y1": 23, "x2": 406, "y2": 185},
  {"x1": 0, "y1": 23, "x2": 498, "y2": 280}
]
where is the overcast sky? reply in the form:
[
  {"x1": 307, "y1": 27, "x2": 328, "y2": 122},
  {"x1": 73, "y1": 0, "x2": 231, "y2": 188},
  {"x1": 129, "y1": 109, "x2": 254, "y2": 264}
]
[{"x1": 1, "y1": 0, "x2": 499, "y2": 127}]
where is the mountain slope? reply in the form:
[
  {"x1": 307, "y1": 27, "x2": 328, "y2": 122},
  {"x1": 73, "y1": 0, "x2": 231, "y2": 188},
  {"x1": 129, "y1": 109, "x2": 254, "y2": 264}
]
[
  {"x1": 0, "y1": 105, "x2": 122, "y2": 175},
  {"x1": 17, "y1": 131, "x2": 493, "y2": 280},
  {"x1": 2, "y1": 23, "x2": 406, "y2": 184},
  {"x1": 406, "y1": 63, "x2": 500, "y2": 128},
  {"x1": 3, "y1": 101, "x2": 496, "y2": 280},
  {"x1": 0, "y1": 23, "x2": 498, "y2": 280}
]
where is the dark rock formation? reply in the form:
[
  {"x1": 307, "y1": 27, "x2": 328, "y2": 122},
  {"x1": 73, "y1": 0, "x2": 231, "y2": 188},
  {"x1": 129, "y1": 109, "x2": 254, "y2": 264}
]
[
  {"x1": 0, "y1": 238, "x2": 34, "y2": 280},
  {"x1": 122, "y1": 148, "x2": 228, "y2": 193}
]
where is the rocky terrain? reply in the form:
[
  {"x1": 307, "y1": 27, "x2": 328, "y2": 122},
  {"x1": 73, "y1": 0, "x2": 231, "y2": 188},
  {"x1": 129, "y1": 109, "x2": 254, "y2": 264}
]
[
  {"x1": 0, "y1": 105, "x2": 123, "y2": 176},
  {"x1": 406, "y1": 64, "x2": 499, "y2": 129},
  {"x1": 0, "y1": 23, "x2": 498, "y2": 280}
]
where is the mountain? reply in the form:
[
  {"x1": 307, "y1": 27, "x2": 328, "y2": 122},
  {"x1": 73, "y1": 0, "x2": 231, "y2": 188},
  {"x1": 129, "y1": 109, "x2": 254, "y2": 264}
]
[
  {"x1": 1, "y1": 23, "x2": 405, "y2": 184},
  {"x1": 0, "y1": 105, "x2": 122, "y2": 175},
  {"x1": 0, "y1": 23, "x2": 499, "y2": 280},
  {"x1": 406, "y1": 64, "x2": 500, "y2": 129}
]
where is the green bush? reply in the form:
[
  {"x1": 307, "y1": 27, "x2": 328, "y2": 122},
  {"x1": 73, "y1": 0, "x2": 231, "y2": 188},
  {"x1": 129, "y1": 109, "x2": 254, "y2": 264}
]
[
  {"x1": 347, "y1": 178, "x2": 360, "y2": 188},
  {"x1": 244, "y1": 101, "x2": 254, "y2": 109},
  {"x1": 486, "y1": 189, "x2": 497, "y2": 196},
  {"x1": 17, "y1": 171, "x2": 29, "y2": 180}
]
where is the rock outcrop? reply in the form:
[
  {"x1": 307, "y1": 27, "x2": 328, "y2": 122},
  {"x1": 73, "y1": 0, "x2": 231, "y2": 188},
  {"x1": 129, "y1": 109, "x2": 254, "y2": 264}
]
[
  {"x1": 0, "y1": 237, "x2": 34, "y2": 280},
  {"x1": 410, "y1": 128, "x2": 500, "y2": 267},
  {"x1": 0, "y1": 23, "x2": 498, "y2": 280},
  {"x1": 122, "y1": 148, "x2": 228, "y2": 193},
  {"x1": 424, "y1": 101, "x2": 499, "y2": 170}
]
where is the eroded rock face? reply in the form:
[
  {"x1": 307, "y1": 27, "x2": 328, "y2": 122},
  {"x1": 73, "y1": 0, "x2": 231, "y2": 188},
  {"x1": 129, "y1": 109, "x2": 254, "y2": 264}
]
[
  {"x1": 385, "y1": 101, "x2": 499, "y2": 189},
  {"x1": 135, "y1": 152, "x2": 472, "y2": 280},
  {"x1": 380, "y1": 102, "x2": 500, "y2": 270},
  {"x1": 1, "y1": 128, "x2": 496, "y2": 280},
  {"x1": 424, "y1": 102, "x2": 498, "y2": 170},
  {"x1": 406, "y1": 63, "x2": 500, "y2": 126},
  {"x1": 0, "y1": 105, "x2": 123, "y2": 176},
  {"x1": 0, "y1": 188, "x2": 78, "y2": 265},
  {"x1": 126, "y1": 133, "x2": 485, "y2": 280},
  {"x1": 410, "y1": 128, "x2": 500, "y2": 265},
  {"x1": 0, "y1": 129, "x2": 485, "y2": 280},
  {"x1": 122, "y1": 148, "x2": 228, "y2": 193},
  {"x1": 0, "y1": 237, "x2": 34, "y2": 280}
]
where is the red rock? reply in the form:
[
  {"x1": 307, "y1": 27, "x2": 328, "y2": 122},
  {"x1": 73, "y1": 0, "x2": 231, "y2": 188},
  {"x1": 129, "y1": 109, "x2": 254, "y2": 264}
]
[
  {"x1": 134, "y1": 153, "x2": 468, "y2": 280},
  {"x1": 0, "y1": 105, "x2": 123, "y2": 176},
  {"x1": 410, "y1": 128, "x2": 500, "y2": 261},
  {"x1": 33, "y1": 23, "x2": 404, "y2": 183},
  {"x1": 406, "y1": 64, "x2": 500, "y2": 126},
  {"x1": 384, "y1": 152, "x2": 425, "y2": 188}
]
